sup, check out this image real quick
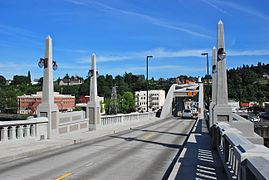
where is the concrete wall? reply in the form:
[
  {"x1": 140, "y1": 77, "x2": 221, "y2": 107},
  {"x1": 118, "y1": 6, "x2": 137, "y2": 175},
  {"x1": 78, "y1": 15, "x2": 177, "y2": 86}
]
[
  {"x1": 58, "y1": 111, "x2": 89, "y2": 135},
  {"x1": 100, "y1": 112, "x2": 156, "y2": 128}
]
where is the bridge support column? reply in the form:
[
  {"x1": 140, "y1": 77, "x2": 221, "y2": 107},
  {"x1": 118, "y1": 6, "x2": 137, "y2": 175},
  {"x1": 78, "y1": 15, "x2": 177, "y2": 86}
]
[
  {"x1": 36, "y1": 36, "x2": 59, "y2": 139},
  {"x1": 87, "y1": 53, "x2": 100, "y2": 130},
  {"x1": 213, "y1": 20, "x2": 232, "y2": 124},
  {"x1": 198, "y1": 77, "x2": 204, "y2": 119},
  {"x1": 209, "y1": 47, "x2": 217, "y2": 129}
]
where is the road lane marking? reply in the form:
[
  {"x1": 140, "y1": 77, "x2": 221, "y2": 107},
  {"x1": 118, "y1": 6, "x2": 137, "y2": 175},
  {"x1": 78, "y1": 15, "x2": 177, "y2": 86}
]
[
  {"x1": 55, "y1": 172, "x2": 72, "y2": 180},
  {"x1": 143, "y1": 132, "x2": 156, "y2": 140}
]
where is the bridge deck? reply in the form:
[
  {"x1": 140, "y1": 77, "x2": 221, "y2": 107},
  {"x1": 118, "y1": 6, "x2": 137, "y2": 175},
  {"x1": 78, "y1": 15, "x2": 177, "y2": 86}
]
[{"x1": 170, "y1": 118, "x2": 227, "y2": 180}]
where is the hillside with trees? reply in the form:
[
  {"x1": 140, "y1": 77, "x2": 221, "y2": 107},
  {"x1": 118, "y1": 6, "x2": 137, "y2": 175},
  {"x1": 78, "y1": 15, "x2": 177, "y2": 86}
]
[
  {"x1": 0, "y1": 62, "x2": 268, "y2": 115},
  {"x1": 227, "y1": 62, "x2": 269, "y2": 103}
]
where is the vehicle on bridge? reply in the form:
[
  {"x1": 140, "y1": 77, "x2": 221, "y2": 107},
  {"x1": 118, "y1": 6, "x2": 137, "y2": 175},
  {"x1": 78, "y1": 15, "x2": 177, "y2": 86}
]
[
  {"x1": 182, "y1": 109, "x2": 193, "y2": 119},
  {"x1": 248, "y1": 112, "x2": 260, "y2": 122},
  {"x1": 239, "y1": 112, "x2": 260, "y2": 122}
]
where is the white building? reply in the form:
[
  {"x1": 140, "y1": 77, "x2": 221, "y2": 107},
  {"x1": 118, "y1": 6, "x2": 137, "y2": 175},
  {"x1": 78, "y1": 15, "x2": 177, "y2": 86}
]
[{"x1": 135, "y1": 90, "x2": 165, "y2": 112}]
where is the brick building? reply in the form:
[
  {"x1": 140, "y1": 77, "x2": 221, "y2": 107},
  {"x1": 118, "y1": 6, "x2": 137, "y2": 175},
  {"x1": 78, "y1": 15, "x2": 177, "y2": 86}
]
[{"x1": 17, "y1": 92, "x2": 75, "y2": 115}]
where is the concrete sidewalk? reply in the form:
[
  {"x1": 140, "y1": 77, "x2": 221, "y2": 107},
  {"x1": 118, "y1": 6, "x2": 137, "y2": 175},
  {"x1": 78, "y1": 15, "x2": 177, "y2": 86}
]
[
  {"x1": 169, "y1": 119, "x2": 227, "y2": 180},
  {"x1": 0, "y1": 118, "x2": 163, "y2": 164}
]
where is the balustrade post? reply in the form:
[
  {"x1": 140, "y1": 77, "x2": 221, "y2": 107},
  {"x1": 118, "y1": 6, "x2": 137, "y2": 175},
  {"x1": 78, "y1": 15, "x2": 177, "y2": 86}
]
[
  {"x1": 1, "y1": 127, "x2": 8, "y2": 141},
  {"x1": 121, "y1": 115, "x2": 124, "y2": 125},
  {"x1": 25, "y1": 125, "x2": 30, "y2": 137},
  {"x1": 31, "y1": 124, "x2": 36, "y2": 137},
  {"x1": 18, "y1": 125, "x2": 24, "y2": 139},
  {"x1": 224, "y1": 138, "x2": 230, "y2": 164},
  {"x1": 10, "y1": 126, "x2": 16, "y2": 140}
]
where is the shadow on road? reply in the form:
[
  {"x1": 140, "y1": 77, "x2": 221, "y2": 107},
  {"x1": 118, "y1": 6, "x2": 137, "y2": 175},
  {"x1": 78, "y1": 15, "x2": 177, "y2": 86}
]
[
  {"x1": 130, "y1": 128, "x2": 189, "y2": 137},
  {"x1": 110, "y1": 135, "x2": 182, "y2": 149}
]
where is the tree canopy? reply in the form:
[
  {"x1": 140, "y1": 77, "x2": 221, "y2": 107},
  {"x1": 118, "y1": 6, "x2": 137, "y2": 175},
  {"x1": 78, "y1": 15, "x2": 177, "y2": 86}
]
[{"x1": 1, "y1": 62, "x2": 268, "y2": 114}]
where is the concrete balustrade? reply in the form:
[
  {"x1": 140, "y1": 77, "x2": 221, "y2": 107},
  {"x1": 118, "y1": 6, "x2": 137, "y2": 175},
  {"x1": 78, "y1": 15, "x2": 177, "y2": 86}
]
[
  {"x1": 100, "y1": 112, "x2": 156, "y2": 127},
  {"x1": 213, "y1": 122, "x2": 269, "y2": 180},
  {"x1": 0, "y1": 117, "x2": 48, "y2": 143},
  {"x1": 241, "y1": 156, "x2": 269, "y2": 180}
]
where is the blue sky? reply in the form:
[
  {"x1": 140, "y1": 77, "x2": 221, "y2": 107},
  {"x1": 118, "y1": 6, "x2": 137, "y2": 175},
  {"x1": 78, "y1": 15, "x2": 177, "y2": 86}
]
[{"x1": 0, "y1": 0, "x2": 269, "y2": 80}]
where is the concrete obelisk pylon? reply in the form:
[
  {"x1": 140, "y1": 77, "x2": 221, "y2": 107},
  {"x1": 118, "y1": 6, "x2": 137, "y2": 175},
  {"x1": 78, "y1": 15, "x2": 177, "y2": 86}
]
[
  {"x1": 209, "y1": 47, "x2": 217, "y2": 127},
  {"x1": 37, "y1": 35, "x2": 59, "y2": 139},
  {"x1": 213, "y1": 20, "x2": 232, "y2": 123},
  {"x1": 87, "y1": 53, "x2": 100, "y2": 130},
  {"x1": 198, "y1": 77, "x2": 204, "y2": 119}
]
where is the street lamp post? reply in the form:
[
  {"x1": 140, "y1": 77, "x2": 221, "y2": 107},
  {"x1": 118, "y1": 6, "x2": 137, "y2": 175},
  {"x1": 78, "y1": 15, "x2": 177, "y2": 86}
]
[
  {"x1": 201, "y1": 52, "x2": 209, "y2": 76},
  {"x1": 146, "y1": 55, "x2": 153, "y2": 112},
  {"x1": 201, "y1": 52, "x2": 209, "y2": 109}
]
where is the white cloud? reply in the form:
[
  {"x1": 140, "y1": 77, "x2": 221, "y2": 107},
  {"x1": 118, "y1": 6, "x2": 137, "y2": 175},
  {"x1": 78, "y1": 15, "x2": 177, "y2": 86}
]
[
  {"x1": 229, "y1": 49, "x2": 269, "y2": 56},
  {"x1": 75, "y1": 48, "x2": 210, "y2": 64},
  {"x1": 0, "y1": 63, "x2": 35, "y2": 68},
  {"x1": 129, "y1": 65, "x2": 204, "y2": 72},
  {"x1": 0, "y1": 24, "x2": 37, "y2": 39},
  {"x1": 200, "y1": 0, "x2": 232, "y2": 16},
  {"x1": 63, "y1": 0, "x2": 89, "y2": 7},
  {"x1": 55, "y1": 47, "x2": 89, "y2": 54},
  {"x1": 97, "y1": 65, "x2": 205, "y2": 76},
  {"x1": 209, "y1": 0, "x2": 269, "y2": 21},
  {"x1": 64, "y1": 0, "x2": 213, "y2": 39},
  {"x1": 74, "y1": 48, "x2": 269, "y2": 64}
]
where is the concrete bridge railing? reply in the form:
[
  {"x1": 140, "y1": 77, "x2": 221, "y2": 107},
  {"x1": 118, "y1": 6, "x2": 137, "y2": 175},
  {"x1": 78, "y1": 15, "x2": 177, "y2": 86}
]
[
  {"x1": 100, "y1": 112, "x2": 156, "y2": 127},
  {"x1": 214, "y1": 122, "x2": 269, "y2": 179},
  {"x1": 0, "y1": 117, "x2": 48, "y2": 143},
  {"x1": 58, "y1": 111, "x2": 89, "y2": 135}
]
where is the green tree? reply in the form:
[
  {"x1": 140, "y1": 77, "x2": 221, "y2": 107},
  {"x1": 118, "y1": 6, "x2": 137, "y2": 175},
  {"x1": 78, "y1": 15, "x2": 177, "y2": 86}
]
[
  {"x1": 27, "y1": 71, "x2": 31, "y2": 84},
  {"x1": 119, "y1": 91, "x2": 135, "y2": 113},
  {"x1": 0, "y1": 75, "x2": 6, "y2": 85},
  {"x1": 12, "y1": 75, "x2": 29, "y2": 85}
]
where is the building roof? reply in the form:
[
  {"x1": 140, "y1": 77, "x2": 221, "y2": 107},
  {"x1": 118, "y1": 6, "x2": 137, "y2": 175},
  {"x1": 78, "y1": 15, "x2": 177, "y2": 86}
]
[{"x1": 17, "y1": 92, "x2": 75, "y2": 98}]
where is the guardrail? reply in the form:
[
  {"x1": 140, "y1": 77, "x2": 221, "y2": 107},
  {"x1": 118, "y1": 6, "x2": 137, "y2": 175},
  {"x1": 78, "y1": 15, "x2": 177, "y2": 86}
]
[
  {"x1": 0, "y1": 117, "x2": 48, "y2": 143},
  {"x1": 213, "y1": 122, "x2": 269, "y2": 179},
  {"x1": 100, "y1": 112, "x2": 156, "y2": 127}
]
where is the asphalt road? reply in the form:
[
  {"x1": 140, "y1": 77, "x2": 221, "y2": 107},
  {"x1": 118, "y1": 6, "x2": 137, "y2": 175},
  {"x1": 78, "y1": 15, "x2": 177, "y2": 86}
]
[{"x1": 0, "y1": 117, "x2": 196, "y2": 180}]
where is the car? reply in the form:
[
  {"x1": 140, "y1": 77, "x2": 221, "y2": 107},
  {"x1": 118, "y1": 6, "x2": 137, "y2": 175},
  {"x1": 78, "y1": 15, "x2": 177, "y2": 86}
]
[
  {"x1": 248, "y1": 116, "x2": 260, "y2": 122},
  {"x1": 182, "y1": 109, "x2": 193, "y2": 119},
  {"x1": 248, "y1": 112, "x2": 260, "y2": 122}
]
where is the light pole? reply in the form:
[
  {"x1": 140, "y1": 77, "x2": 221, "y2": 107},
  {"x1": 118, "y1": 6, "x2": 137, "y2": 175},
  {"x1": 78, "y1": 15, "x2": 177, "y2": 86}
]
[
  {"x1": 146, "y1": 55, "x2": 153, "y2": 112},
  {"x1": 201, "y1": 52, "x2": 209, "y2": 109},
  {"x1": 201, "y1": 52, "x2": 209, "y2": 76}
]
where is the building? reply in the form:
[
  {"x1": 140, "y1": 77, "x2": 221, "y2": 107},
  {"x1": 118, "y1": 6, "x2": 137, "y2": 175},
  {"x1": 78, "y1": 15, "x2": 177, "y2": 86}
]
[
  {"x1": 59, "y1": 75, "x2": 84, "y2": 86},
  {"x1": 135, "y1": 90, "x2": 165, "y2": 112},
  {"x1": 76, "y1": 95, "x2": 105, "y2": 114},
  {"x1": 17, "y1": 92, "x2": 75, "y2": 115}
]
